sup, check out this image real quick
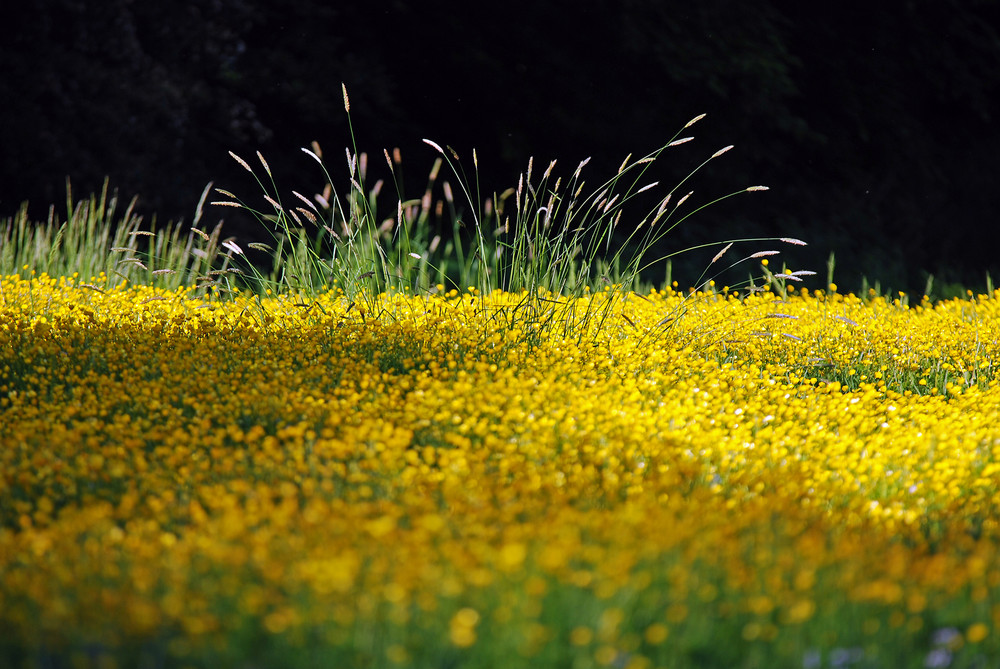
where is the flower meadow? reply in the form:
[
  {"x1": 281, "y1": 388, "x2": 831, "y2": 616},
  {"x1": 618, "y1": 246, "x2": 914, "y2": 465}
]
[{"x1": 2, "y1": 271, "x2": 1000, "y2": 669}]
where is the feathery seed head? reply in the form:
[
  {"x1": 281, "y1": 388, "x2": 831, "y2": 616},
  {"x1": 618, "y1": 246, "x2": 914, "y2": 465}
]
[
  {"x1": 543, "y1": 159, "x2": 557, "y2": 181},
  {"x1": 229, "y1": 151, "x2": 253, "y2": 173},
  {"x1": 293, "y1": 191, "x2": 318, "y2": 212},
  {"x1": 256, "y1": 151, "x2": 271, "y2": 177},
  {"x1": 617, "y1": 153, "x2": 632, "y2": 175},
  {"x1": 685, "y1": 113, "x2": 707, "y2": 128},
  {"x1": 301, "y1": 147, "x2": 323, "y2": 165},
  {"x1": 346, "y1": 148, "x2": 356, "y2": 176},
  {"x1": 264, "y1": 195, "x2": 283, "y2": 212},
  {"x1": 711, "y1": 242, "x2": 734, "y2": 264},
  {"x1": 222, "y1": 240, "x2": 244, "y2": 256}
]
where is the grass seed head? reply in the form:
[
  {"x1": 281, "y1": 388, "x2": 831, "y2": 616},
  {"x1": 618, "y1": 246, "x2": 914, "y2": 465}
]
[
  {"x1": 256, "y1": 151, "x2": 271, "y2": 177},
  {"x1": 423, "y1": 139, "x2": 445, "y2": 154},
  {"x1": 685, "y1": 112, "x2": 707, "y2": 128},
  {"x1": 229, "y1": 151, "x2": 253, "y2": 173}
]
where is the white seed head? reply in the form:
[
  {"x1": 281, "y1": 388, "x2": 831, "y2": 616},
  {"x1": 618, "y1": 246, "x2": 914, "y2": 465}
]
[
  {"x1": 746, "y1": 186, "x2": 770, "y2": 192},
  {"x1": 222, "y1": 240, "x2": 244, "y2": 255},
  {"x1": 346, "y1": 148, "x2": 356, "y2": 176},
  {"x1": 543, "y1": 159, "x2": 557, "y2": 180},
  {"x1": 301, "y1": 147, "x2": 323, "y2": 165},
  {"x1": 423, "y1": 139, "x2": 444, "y2": 154},
  {"x1": 292, "y1": 190, "x2": 318, "y2": 212},
  {"x1": 712, "y1": 145, "x2": 734, "y2": 159},
  {"x1": 256, "y1": 151, "x2": 271, "y2": 177},
  {"x1": 711, "y1": 242, "x2": 734, "y2": 264},
  {"x1": 229, "y1": 151, "x2": 253, "y2": 173},
  {"x1": 617, "y1": 153, "x2": 632, "y2": 175},
  {"x1": 264, "y1": 195, "x2": 283, "y2": 212},
  {"x1": 684, "y1": 113, "x2": 707, "y2": 128},
  {"x1": 780, "y1": 237, "x2": 807, "y2": 245},
  {"x1": 341, "y1": 83, "x2": 350, "y2": 112}
]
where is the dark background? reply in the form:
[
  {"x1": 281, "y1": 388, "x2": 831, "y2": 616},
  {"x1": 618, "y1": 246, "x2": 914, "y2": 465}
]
[{"x1": 2, "y1": 0, "x2": 999, "y2": 295}]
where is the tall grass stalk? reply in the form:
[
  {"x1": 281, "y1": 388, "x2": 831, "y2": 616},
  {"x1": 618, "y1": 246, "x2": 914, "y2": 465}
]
[{"x1": 1, "y1": 178, "x2": 238, "y2": 296}]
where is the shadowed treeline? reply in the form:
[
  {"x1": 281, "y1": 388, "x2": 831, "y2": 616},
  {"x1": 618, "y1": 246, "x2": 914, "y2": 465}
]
[{"x1": 2, "y1": 0, "x2": 999, "y2": 296}]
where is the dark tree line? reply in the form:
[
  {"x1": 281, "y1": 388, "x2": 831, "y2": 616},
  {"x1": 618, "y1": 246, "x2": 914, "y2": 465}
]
[{"x1": 2, "y1": 0, "x2": 999, "y2": 294}]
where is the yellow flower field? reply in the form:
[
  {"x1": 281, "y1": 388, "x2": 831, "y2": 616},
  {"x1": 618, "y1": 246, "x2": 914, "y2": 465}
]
[{"x1": 2, "y1": 272, "x2": 999, "y2": 668}]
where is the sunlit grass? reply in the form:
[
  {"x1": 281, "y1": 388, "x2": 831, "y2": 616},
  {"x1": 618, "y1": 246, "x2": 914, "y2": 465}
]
[{"x1": 2, "y1": 272, "x2": 999, "y2": 668}]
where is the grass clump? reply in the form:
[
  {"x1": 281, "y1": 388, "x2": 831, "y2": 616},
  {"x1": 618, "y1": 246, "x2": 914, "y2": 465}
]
[{"x1": 206, "y1": 84, "x2": 802, "y2": 346}]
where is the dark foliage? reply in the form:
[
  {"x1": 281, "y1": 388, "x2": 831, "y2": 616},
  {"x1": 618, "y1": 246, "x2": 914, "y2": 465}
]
[{"x1": 2, "y1": 0, "x2": 999, "y2": 294}]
